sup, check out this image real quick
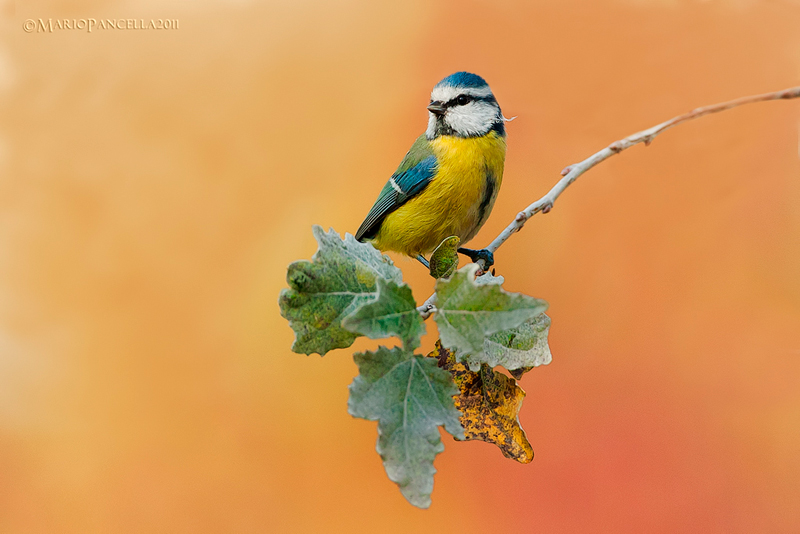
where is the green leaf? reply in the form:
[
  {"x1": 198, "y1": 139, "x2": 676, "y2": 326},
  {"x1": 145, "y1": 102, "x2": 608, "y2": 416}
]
[
  {"x1": 464, "y1": 313, "x2": 553, "y2": 373},
  {"x1": 434, "y1": 265, "x2": 549, "y2": 359},
  {"x1": 341, "y1": 278, "x2": 425, "y2": 350},
  {"x1": 474, "y1": 270, "x2": 504, "y2": 286},
  {"x1": 278, "y1": 226, "x2": 403, "y2": 355},
  {"x1": 348, "y1": 346, "x2": 464, "y2": 509},
  {"x1": 429, "y1": 236, "x2": 460, "y2": 279}
]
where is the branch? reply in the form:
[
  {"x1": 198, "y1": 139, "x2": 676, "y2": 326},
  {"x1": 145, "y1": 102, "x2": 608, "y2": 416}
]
[
  {"x1": 416, "y1": 294, "x2": 436, "y2": 320},
  {"x1": 416, "y1": 85, "x2": 800, "y2": 318},
  {"x1": 479, "y1": 85, "x2": 800, "y2": 266}
]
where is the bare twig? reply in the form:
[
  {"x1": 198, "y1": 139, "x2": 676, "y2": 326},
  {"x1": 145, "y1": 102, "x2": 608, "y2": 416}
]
[
  {"x1": 478, "y1": 85, "x2": 800, "y2": 267},
  {"x1": 418, "y1": 85, "x2": 800, "y2": 317}
]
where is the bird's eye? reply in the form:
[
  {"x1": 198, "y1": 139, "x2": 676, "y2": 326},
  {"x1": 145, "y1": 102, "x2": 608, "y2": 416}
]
[{"x1": 456, "y1": 95, "x2": 471, "y2": 106}]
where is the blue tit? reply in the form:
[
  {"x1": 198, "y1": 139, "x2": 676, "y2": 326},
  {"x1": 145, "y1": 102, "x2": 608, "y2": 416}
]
[{"x1": 355, "y1": 72, "x2": 507, "y2": 269}]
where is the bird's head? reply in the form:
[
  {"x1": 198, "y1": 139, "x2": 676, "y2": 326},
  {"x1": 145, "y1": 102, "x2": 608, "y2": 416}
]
[{"x1": 425, "y1": 72, "x2": 505, "y2": 140}]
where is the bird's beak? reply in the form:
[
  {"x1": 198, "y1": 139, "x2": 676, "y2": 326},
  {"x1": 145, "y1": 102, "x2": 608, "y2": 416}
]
[{"x1": 427, "y1": 101, "x2": 446, "y2": 116}]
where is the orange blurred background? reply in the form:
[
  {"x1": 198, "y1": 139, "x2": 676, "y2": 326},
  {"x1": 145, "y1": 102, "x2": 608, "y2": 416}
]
[{"x1": 3, "y1": 0, "x2": 800, "y2": 532}]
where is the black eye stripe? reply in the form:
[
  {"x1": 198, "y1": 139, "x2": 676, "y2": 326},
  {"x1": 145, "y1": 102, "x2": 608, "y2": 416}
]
[{"x1": 443, "y1": 94, "x2": 496, "y2": 107}]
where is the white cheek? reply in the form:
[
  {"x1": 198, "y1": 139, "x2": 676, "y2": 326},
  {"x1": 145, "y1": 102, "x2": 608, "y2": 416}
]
[
  {"x1": 445, "y1": 103, "x2": 498, "y2": 136},
  {"x1": 426, "y1": 113, "x2": 437, "y2": 139}
]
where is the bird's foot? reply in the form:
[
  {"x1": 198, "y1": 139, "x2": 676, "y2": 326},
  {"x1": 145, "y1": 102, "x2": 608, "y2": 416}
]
[{"x1": 457, "y1": 247, "x2": 494, "y2": 269}]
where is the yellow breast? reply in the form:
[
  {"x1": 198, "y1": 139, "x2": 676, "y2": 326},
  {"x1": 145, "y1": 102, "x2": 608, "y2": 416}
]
[{"x1": 373, "y1": 131, "x2": 506, "y2": 257}]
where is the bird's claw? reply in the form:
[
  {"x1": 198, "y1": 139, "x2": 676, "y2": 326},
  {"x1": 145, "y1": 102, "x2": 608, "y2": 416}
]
[{"x1": 457, "y1": 247, "x2": 494, "y2": 269}]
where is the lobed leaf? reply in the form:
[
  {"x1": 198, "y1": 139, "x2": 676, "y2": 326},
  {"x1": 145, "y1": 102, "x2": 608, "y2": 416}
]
[
  {"x1": 341, "y1": 278, "x2": 425, "y2": 350},
  {"x1": 278, "y1": 226, "x2": 403, "y2": 355},
  {"x1": 464, "y1": 313, "x2": 553, "y2": 374},
  {"x1": 474, "y1": 270, "x2": 505, "y2": 286},
  {"x1": 433, "y1": 342, "x2": 533, "y2": 463},
  {"x1": 348, "y1": 346, "x2": 464, "y2": 509},
  {"x1": 434, "y1": 265, "x2": 549, "y2": 359}
]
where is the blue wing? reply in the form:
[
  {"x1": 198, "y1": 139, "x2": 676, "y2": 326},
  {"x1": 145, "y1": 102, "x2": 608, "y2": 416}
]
[{"x1": 355, "y1": 136, "x2": 438, "y2": 242}]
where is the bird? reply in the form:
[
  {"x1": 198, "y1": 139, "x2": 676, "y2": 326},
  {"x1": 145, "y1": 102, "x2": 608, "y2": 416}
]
[{"x1": 354, "y1": 72, "x2": 507, "y2": 270}]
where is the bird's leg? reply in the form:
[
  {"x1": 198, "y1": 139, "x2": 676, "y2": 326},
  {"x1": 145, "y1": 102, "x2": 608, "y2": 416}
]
[
  {"x1": 415, "y1": 254, "x2": 430, "y2": 269},
  {"x1": 457, "y1": 247, "x2": 494, "y2": 269}
]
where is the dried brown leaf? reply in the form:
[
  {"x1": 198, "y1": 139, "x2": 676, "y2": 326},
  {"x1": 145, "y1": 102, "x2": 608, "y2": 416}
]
[{"x1": 431, "y1": 341, "x2": 533, "y2": 463}]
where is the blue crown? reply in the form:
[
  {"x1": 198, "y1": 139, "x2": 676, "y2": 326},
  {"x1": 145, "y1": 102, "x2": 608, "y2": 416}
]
[{"x1": 435, "y1": 72, "x2": 488, "y2": 89}]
